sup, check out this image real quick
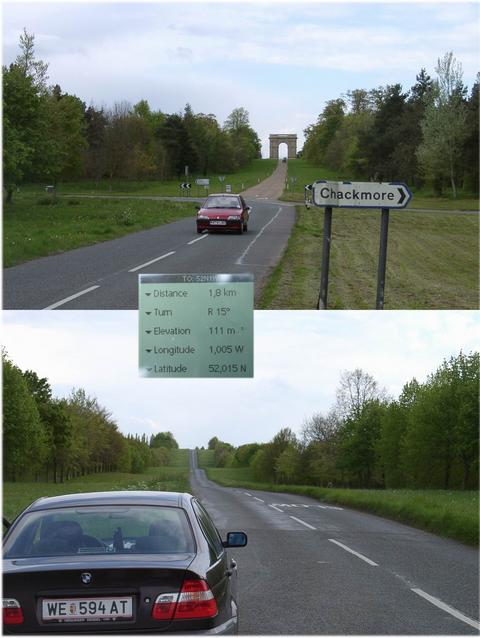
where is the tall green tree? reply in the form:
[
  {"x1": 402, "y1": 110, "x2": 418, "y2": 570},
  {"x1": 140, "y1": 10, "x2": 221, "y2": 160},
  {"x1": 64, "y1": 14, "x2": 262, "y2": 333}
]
[{"x1": 417, "y1": 52, "x2": 468, "y2": 197}]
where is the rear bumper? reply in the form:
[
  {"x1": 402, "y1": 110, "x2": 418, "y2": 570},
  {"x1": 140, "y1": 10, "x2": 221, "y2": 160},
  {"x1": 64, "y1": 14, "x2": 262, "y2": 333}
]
[{"x1": 197, "y1": 221, "x2": 242, "y2": 232}]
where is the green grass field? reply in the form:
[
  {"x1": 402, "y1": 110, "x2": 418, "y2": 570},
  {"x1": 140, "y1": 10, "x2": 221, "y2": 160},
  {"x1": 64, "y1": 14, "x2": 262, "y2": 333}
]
[
  {"x1": 4, "y1": 450, "x2": 191, "y2": 522},
  {"x1": 259, "y1": 204, "x2": 479, "y2": 309},
  {"x1": 282, "y1": 159, "x2": 480, "y2": 211},
  {"x1": 3, "y1": 197, "x2": 196, "y2": 268},
  {"x1": 4, "y1": 160, "x2": 278, "y2": 267},
  {"x1": 203, "y1": 467, "x2": 479, "y2": 546},
  {"x1": 196, "y1": 449, "x2": 216, "y2": 468}
]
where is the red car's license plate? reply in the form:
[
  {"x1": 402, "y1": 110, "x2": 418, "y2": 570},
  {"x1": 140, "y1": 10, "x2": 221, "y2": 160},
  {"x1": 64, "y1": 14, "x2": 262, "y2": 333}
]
[
  {"x1": 209, "y1": 220, "x2": 227, "y2": 225},
  {"x1": 42, "y1": 597, "x2": 133, "y2": 622}
]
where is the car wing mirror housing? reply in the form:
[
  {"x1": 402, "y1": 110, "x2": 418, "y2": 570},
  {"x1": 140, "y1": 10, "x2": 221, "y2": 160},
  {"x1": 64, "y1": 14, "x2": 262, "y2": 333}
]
[
  {"x1": 195, "y1": 205, "x2": 201, "y2": 211},
  {"x1": 223, "y1": 531, "x2": 247, "y2": 548}
]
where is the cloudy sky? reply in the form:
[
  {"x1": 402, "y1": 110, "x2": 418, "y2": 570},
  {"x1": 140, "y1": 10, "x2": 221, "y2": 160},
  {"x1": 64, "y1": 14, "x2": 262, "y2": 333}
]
[
  {"x1": 3, "y1": 1, "x2": 479, "y2": 155},
  {"x1": 3, "y1": 310, "x2": 478, "y2": 448}
]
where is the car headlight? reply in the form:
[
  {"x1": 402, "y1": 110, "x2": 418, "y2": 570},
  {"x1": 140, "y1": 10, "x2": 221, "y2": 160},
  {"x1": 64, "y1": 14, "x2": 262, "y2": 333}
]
[
  {"x1": 197, "y1": 215, "x2": 209, "y2": 220},
  {"x1": 227, "y1": 215, "x2": 241, "y2": 221}
]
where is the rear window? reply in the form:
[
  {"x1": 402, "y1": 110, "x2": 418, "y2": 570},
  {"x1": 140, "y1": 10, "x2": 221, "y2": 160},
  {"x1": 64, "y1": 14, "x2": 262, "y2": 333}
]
[{"x1": 4, "y1": 505, "x2": 195, "y2": 558}]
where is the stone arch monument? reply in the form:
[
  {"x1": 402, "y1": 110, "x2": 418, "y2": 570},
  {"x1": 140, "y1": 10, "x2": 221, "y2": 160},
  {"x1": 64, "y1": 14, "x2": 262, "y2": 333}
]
[{"x1": 269, "y1": 134, "x2": 297, "y2": 159}]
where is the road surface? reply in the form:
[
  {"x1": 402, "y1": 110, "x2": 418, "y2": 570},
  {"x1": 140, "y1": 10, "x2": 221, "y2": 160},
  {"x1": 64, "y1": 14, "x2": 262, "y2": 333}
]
[
  {"x1": 4, "y1": 198, "x2": 294, "y2": 309},
  {"x1": 190, "y1": 451, "x2": 479, "y2": 635}
]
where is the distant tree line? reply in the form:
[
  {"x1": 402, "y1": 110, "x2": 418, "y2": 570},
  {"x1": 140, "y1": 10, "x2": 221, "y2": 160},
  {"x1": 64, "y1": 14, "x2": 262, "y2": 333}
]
[
  {"x1": 2, "y1": 351, "x2": 179, "y2": 482},
  {"x1": 302, "y1": 53, "x2": 479, "y2": 197},
  {"x1": 3, "y1": 30, "x2": 261, "y2": 202},
  {"x1": 206, "y1": 351, "x2": 479, "y2": 490}
]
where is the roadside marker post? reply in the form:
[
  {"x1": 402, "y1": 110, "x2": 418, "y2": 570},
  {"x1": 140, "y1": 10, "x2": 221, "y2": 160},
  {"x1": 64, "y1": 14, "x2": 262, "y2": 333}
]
[{"x1": 307, "y1": 180, "x2": 412, "y2": 309}]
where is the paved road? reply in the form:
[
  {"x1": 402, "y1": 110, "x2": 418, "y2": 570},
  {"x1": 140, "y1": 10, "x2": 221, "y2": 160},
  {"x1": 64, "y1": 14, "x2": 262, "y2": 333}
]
[
  {"x1": 3, "y1": 198, "x2": 294, "y2": 309},
  {"x1": 190, "y1": 452, "x2": 479, "y2": 635}
]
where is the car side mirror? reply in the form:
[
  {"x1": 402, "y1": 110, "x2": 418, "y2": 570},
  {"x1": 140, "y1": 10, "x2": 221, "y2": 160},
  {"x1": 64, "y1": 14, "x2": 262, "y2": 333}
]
[
  {"x1": 222, "y1": 532, "x2": 247, "y2": 548},
  {"x1": 246, "y1": 206, "x2": 252, "y2": 212}
]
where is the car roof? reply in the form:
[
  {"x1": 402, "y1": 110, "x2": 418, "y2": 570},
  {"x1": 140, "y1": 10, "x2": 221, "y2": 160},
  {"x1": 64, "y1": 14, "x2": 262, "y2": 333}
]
[{"x1": 24, "y1": 491, "x2": 193, "y2": 512}]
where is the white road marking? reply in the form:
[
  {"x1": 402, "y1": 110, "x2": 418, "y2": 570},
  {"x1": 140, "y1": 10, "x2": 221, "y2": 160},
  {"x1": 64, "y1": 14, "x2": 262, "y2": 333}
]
[
  {"x1": 236, "y1": 206, "x2": 283, "y2": 265},
  {"x1": 43, "y1": 286, "x2": 100, "y2": 310},
  {"x1": 187, "y1": 234, "x2": 208, "y2": 245},
  {"x1": 253, "y1": 497, "x2": 265, "y2": 502},
  {"x1": 290, "y1": 516, "x2": 316, "y2": 530},
  {"x1": 243, "y1": 492, "x2": 252, "y2": 497},
  {"x1": 328, "y1": 539, "x2": 378, "y2": 566},
  {"x1": 412, "y1": 588, "x2": 480, "y2": 630},
  {"x1": 128, "y1": 251, "x2": 175, "y2": 272},
  {"x1": 269, "y1": 504, "x2": 284, "y2": 513}
]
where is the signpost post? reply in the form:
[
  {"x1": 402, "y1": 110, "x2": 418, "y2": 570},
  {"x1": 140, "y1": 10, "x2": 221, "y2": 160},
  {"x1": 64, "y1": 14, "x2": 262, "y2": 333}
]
[{"x1": 308, "y1": 180, "x2": 412, "y2": 309}]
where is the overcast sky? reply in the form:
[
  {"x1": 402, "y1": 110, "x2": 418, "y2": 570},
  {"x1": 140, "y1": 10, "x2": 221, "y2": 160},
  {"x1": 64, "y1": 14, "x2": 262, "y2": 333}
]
[
  {"x1": 2, "y1": 310, "x2": 478, "y2": 448},
  {"x1": 3, "y1": 1, "x2": 479, "y2": 156}
]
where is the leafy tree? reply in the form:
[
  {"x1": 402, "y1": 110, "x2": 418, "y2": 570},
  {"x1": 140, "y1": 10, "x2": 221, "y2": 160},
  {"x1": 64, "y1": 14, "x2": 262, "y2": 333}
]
[
  {"x1": 417, "y1": 52, "x2": 468, "y2": 197},
  {"x1": 3, "y1": 354, "x2": 47, "y2": 480},
  {"x1": 150, "y1": 431, "x2": 179, "y2": 449},
  {"x1": 335, "y1": 368, "x2": 387, "y2": 421}
]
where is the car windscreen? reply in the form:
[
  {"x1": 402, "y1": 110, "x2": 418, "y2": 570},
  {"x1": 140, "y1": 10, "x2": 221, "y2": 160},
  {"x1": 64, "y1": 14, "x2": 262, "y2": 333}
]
[
  {"x1": 204, "y1": 196, "x2": 241, "y2": 209},
  {"x1": 3, "y1": 505, "x2": 195, "y2": 558}
]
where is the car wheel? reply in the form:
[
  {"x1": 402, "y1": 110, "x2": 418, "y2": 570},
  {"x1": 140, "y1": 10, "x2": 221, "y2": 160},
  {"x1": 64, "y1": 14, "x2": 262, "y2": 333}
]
[
  {"x1": 238, "y1": 223, "x2": 243, "y2": 235},
  {"x1": 197, "y1": 227, "x2": 202, "y2": 234}
]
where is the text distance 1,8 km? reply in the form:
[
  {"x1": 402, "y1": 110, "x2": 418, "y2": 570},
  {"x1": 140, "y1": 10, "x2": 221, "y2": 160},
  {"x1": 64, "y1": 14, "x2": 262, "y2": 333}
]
[{"x1": 139, "y1": 273, "x2": 254, "y2": 378}]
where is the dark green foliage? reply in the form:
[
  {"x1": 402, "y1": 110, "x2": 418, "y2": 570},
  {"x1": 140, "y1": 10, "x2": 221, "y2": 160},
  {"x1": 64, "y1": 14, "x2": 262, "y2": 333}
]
[
  {"x1": 150, "y1": 431, "x2": 179, "y2": 450},
  {"x1": 4, "y1": 31, "x2": 263, "y2": 201},
  {"x1": 2, "y1": 354, "x2": 156, "y2": 482},
  {"x1": 303, "y1": 54, "x2": 478, "y2": 196},
  {"x1": 205, "y1": 352, "x2": 478, "y2": 492}
]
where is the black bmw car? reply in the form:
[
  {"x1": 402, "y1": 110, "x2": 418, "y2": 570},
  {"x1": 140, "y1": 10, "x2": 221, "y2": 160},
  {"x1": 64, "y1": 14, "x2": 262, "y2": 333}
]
[{"x1": 3, "y1": 491, "x2": 247, "y2": 634}]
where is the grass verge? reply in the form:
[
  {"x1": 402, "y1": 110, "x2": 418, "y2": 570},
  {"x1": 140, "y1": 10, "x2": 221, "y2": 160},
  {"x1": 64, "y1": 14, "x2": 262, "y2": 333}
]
[
  {"x1": 4, "y1": 453, "x2": 190, "y2": 521},
  {"x1": 259, "y1": 204, "x2": 478, "y2": 309},
  {"x1": 4, "y1": 197, "x2": 196, "y2": 267},
  {"x1": 204, "y1": 467, "x2": 479, "y2": 546}
]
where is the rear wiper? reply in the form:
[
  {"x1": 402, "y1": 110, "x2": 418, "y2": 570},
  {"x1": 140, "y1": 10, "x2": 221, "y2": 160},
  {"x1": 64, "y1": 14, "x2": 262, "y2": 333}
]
[{"x1": 3, "y1": 517, "x2": 11, "y2": 530}]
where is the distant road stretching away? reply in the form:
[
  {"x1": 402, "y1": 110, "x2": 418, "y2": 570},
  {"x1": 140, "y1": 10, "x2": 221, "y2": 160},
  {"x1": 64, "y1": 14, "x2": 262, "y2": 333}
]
[{"x1": 190, "y1": 451, "x2": 479, "y2": 635}]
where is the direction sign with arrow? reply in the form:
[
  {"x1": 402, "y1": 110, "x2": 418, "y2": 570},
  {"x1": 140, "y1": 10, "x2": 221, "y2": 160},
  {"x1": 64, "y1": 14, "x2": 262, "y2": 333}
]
[
  {"x1": 312, "y1": 180, "x2": 412, "y2": 209},
  {"x1": 180, "y1": 182, "x2": 191, "y2": 189}
]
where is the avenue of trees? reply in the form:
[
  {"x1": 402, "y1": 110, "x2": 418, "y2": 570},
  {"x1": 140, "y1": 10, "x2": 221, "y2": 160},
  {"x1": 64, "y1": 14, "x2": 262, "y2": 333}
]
[
  {"x1": 3, "y1": 30, "x2": 261, "y2": 202},
  {"x1": 2, "y1": 351, "x2": 179, "y2": 482},
  {"x1": 206, "y1": 351, "x2": 479, "y2": 490},
  {"x1": 302, "y1": 53, "x2": 479, "y2": 197}
]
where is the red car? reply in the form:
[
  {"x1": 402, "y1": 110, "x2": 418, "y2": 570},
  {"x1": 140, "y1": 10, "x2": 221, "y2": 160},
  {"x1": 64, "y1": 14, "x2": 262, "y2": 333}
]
[{"x1": 196, "y1": 194, "x2": 251, "y2": 234}]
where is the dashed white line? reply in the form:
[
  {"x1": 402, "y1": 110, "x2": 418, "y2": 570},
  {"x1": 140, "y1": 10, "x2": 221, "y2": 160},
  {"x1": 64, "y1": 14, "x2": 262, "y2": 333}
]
[
  {"x1": 290, "y1": 516, "x2": 316, "y2": 530},
  {"x1": 328, "y1": 539, "x2": 378, "y2": 566},
  {"x1": 128, "y1": 251, "x2": 175, "y2": 272},
  {"x1": 412, "y1": 588, "x2": 479, "y2": 630},
  {"x1": 243, "y1": 492, "x2": 252, "y2": 497},
  {"x1": 187, "y1": 234, "x2": 208, "y2": 245},
  {"x1": 253, "y1": 497, "x2": 265, "y2": 502},
  {"x1": 43, "y1": 285, "x2": 100, "y2": 310},
  {"x1": 236, "y1": 206, "x2": 283, "y2": 265},
  {"x1": 269, "y1": 504, "x2": 284, "y2": 513}
]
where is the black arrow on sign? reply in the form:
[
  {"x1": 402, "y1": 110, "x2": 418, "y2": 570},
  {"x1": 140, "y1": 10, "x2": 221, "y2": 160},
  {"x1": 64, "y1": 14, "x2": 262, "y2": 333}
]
[
  {"x1": 305, "y1": 184, "x2": 313, "y2": 191},
  {"x1": 145, "y1": 330, "x2": 152, "y2": 334},
  {"x1": 398, "y1": 187, "x2": 406, "y2": 205},
  {"x1": 145, "y1": 311, "x2": 152, "y2": 315},
  {"x1": 146, "y1": 349, "x2": 152, "y2": 353}
]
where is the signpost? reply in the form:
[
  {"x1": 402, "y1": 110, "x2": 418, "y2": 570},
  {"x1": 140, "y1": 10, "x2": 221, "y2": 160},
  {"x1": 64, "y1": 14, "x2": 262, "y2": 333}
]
[
  {"x1": 196, "y1": 178, "x2": 210, "y2": 196},
  {"x1": 307, "y1": 180, "x2": 412, "y2": 310}
]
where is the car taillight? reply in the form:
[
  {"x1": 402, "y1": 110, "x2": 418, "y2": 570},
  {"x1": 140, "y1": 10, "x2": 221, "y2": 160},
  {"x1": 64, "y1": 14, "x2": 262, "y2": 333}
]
[
  {"x1": 3, "y1": 599, "x2": 24, "y2": 625},
  {"x1": 152, "y1": 593, "x2": 178, "y2": 620},
  {"x1": 174, "y1": 579, "x2": 218, "y2": 620},
  {"x1": 152, "y1": 580, "x2": 217, "y2": 622}
]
